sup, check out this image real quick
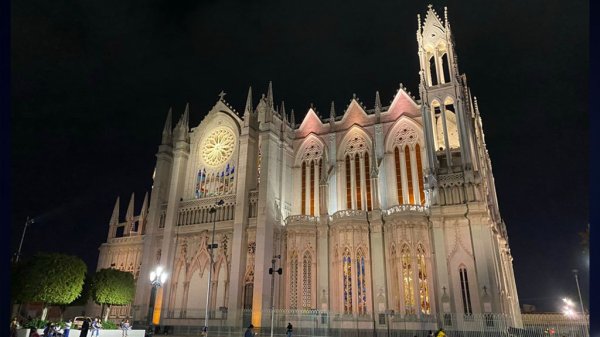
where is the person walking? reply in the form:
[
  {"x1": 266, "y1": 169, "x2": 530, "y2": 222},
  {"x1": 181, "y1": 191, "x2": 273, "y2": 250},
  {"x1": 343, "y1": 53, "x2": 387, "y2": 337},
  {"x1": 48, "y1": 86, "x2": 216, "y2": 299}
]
[
  {"x1": 63, "y1": 320, "x2": 72, "y2": 337},
  {"x1": 120, "y1": 319, "x2": 131, "y2": 337},
  {"x1": 79, "y1": 319, "x2": 90, "y2": 337},
  {"x1": 244, "y1": 324, "x2": 255, "y2": 337},
  {"x1": 286, "y1": 322, "x2": 293, "y2": 337}
]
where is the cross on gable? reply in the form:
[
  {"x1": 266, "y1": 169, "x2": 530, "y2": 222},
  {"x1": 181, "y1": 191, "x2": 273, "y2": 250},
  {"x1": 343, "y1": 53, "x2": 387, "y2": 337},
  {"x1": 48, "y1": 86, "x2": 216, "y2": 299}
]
[{"x1": 218, "y1": 91, "x2": 226, "y2": 100}]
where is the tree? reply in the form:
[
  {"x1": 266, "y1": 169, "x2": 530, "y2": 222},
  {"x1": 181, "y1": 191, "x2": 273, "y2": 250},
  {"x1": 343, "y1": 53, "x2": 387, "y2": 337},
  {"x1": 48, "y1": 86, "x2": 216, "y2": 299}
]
[
  {"x1": 90, "y1": 268, "x2": 136, "y2": 321},
  {"x1": 19, "y1": 253, "x2": 87, "y2": 320}
]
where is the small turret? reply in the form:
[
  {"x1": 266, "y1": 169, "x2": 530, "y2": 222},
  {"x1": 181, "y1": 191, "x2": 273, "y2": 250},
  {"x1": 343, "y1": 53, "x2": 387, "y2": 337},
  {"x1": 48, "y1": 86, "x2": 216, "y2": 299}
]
[
  {"x1": 174, "y1": 103, "x2": 189, "y2": 142},
  {"x1": 374, "y1": 91, "x2": 382, "y2": 122}
]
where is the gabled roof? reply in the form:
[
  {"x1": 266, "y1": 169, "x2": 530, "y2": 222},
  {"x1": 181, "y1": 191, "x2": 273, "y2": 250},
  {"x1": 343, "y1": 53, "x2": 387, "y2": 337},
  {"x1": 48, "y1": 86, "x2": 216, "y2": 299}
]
[
  {"x1": 296, "y1": 107, "x2": 326, "y2": 138},
  {"x1": 383, "y1": 87, "x2": 420, "y2": 122}
]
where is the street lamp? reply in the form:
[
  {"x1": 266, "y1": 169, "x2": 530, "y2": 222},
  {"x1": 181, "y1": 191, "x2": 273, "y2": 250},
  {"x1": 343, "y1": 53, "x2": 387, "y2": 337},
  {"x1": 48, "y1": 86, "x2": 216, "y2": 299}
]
[
  {"x1": 269, "y1": 255, "x2": 282, "y2": 337},
  {"x1": 562, "y1": 298, "x2": 576, "y2": 317},
  {"x1": 203, "y1": 199, "x2": 224, "y2": 337},
  {"x1": 147, "y1": 266, "x2": 168, "y2": 334},
  {"x1": 572, "y1": 269, "x2": 585, "y2": 315},
  {"x1": 15, "y1": 216, "x2": 35, "y2": 263}
]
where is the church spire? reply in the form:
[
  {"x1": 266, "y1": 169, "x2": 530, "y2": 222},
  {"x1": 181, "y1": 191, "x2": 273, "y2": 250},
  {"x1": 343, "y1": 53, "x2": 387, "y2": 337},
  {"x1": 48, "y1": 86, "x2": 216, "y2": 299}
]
[
  {"x1": 161, "y1": 107, "x2": 173, "y2": 145},
  {"x1": 290, "y1": 109, "x2": 296, "y2": 128},
  {"x1": 329, "y1": 101, "x2": 336, "y2": 127}
]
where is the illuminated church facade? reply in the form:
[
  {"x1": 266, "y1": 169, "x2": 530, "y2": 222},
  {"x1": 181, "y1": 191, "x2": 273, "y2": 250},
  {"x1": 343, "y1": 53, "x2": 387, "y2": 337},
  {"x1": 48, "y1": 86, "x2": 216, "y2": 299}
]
[{"x1": 95, "y1": 6, "x2": 522, "y2": 330}]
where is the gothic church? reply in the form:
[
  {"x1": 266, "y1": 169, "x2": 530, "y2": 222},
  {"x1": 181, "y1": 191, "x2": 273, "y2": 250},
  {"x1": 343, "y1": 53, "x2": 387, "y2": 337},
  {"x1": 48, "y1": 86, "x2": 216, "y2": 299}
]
[{"x1": 94, "y1": 6, "x2": 523, "y2": 330}]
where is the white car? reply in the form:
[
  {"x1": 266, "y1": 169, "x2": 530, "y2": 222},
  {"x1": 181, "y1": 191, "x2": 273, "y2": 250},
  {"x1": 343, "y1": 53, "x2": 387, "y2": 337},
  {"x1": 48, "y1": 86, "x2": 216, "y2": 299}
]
[{"x1": 72, "y1": 317, "x2": 91, "y2": 330}]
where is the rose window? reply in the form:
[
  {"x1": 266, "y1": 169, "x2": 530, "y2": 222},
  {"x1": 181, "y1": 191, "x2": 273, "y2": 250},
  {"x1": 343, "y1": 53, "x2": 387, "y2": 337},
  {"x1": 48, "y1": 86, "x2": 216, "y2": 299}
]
[{"x1": 201, "y1": 127, "x2": 235, "y2": 166}]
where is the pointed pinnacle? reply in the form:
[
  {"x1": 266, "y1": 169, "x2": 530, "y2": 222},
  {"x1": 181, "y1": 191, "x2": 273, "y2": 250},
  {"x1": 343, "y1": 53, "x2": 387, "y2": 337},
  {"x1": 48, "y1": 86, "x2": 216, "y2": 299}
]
[
  {"x1": 126, "y1": 192, "x2": 135, "y2": 220},
  {"x1": 375, "y1": 91, "x2": 381, "y2": 112},
  {"x1": 180, "y1": 103, "x2": 189, "y2": 128},
  {"x1": 281, "y1": 101, "x2": 286, "y2": 118},
  {"x1": 290, "y1": 109, "x2": 296, "y2": 126},
  {"x1": 267, "y1": 81, "x2": 274, "y2": 108},
  {"x1": 245, "y1": 86, "x2": 253, "y2": 115},
  {"x1": 444, "y1": 6, "x2": 449, "y2": 27},
  {"x1": 110, "y1": 196, "x2": 120, "y2": 226},
  {"x1": 330, "y1": 101, "x2": 336, "y2": 118}
]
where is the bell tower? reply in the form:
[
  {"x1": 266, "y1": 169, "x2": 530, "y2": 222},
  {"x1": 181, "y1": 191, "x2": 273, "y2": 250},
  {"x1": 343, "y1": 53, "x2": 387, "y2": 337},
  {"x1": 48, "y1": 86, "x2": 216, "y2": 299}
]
[{"x1": 417, "y1": 5, "x2": 478, "y2": 204}]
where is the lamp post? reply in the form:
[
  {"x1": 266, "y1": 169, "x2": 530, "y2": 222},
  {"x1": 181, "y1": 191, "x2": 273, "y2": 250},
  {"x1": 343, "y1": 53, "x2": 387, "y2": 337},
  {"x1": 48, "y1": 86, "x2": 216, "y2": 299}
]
[
  {"x1": 147, "y1": 266, "x2": 168, "y2": 335},
  {"x1": 269, "y1": 255, "x2": 282, "y2": 337},
  {"x1": 203, "y1": 199, "x2": 224, "y2": 337},
  {"x1": 572, "y1": 269, "x2": 588, "y2": 337},
  {"x1": 15, "y1": 216, "x2": 35, "y2": 263}
]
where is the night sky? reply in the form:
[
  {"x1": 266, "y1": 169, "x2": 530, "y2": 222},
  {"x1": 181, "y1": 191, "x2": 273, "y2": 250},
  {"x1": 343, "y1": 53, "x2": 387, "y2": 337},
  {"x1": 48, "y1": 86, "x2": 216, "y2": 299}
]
[{"x1": 10, "y1": 0, "x2": 588, "y2": 312}]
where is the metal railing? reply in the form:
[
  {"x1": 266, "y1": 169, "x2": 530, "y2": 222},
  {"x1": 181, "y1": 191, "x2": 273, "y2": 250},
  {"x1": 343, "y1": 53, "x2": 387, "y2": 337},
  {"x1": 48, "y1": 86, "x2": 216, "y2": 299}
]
[{"x1": 128, "y1": 308, "x2": 589, "y2": 337}]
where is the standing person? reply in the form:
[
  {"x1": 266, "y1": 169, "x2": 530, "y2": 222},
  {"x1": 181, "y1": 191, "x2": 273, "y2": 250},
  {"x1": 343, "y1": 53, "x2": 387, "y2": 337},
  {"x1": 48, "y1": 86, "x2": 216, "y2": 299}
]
[
  {"x1": 120, "y1": 319, "x2": 130, "y2": 337},
  {"x1": 244, "y1": 324, "x2": 254, "y2": 337},
  {"x1": 63, "y1": 320, "x2": 72, "y2": 337},
  {"x1": 79, "y1": 319, "x2": 90, "y2": 337},
  {"x1": 286, "y1": 322, "x2": 293, "y2": 337},
  {"x1": 90, "y1": 318, "x2": 100, "y2": 337},
  {"x1": 43, "y1": 323, "x2": 52, "y2": 337},
  {"x1": 10, "y1": 317, "x2": 20, "y2": 337}
]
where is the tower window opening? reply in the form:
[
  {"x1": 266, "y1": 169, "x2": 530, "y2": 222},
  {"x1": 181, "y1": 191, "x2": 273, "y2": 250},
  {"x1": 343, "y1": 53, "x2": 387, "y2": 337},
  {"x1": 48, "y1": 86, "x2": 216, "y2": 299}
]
[
  {"x1": 441, "y1": 53, "x2": 451, "y2": 83},
  {"x1": 429, "y1": 56, "x2": 438, "y2": 86},
  {"x1": 301, "y1": 162, "x2": 306, "y2": 215},
  {"x1": 460, "y1": 267, "x2": 473, "y2": 316},
  {"x1": 345, "y1": 156, "x2": 352, "y2": 209},
  {"x1": 355, "y1": 154, "x2": 361, "y2": 210},
  {"x1": 310, "y1": 160, "x2": 315, "y2": 216},
  {"x1": 395, "y1": 147, "x2": 403, "y2": 204}
]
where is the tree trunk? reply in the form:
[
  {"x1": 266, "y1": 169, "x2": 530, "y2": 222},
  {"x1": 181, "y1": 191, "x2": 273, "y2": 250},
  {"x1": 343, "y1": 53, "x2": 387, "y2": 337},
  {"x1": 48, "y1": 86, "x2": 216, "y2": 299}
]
[
  {"x1": 103, "y1": 305, "x2": 111, "y2": 322},
  {"x1": 41, "y1": 305, "x2": 48, "y2": 321}
]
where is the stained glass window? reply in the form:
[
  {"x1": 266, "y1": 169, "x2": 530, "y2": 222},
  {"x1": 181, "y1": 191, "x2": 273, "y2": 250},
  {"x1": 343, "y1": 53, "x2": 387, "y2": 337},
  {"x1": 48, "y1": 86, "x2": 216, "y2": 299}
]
[
  {"x1": 343, "y1": 248, "x2": 353, "y2": 314},
  {"x1": 310, "y1": 161, "x2": 315, "y2": 216},
  {"x1": 302, "y1": 251, "x2": 312, "y2": 309},
  {"x1": 345, "y1": 156, "x2": 352, "y2": 209},
  {"x1": 290, "y1": 252, "x2": 298, "y2": 309},
  {"x1": 401, "y1": 244, "x2": 415, "y2": 314},
  {"x1": 395, "y1": 147, "x2": 403, "y2": 204},
  {"x1": 365, "y1": 152, "x2": 372, "y2": 211},
  {"x1": 301, "y1": 162, "x2": 306, "y2": 215},
  {"x1": 405, "y1": 145, "x2": 414, "y2": 204},
  {"x1": 356, "y1": 249, "x2": 367, "y2": 315},
  {"x1": 355, "y1": 154, "x2": 361, "y2": 209},
  {"x1": 417, "y1": 244, "x2": 430, "y2": 314},
  {"x1": 460, "y1": 266, "x2": 472, "y2": 315},
  {"x1": 416, "y1": 144, "x2": 425, "y2": 205},
  {"x1": 195, "y1": 164, "x2": 235, "y2": 199}
]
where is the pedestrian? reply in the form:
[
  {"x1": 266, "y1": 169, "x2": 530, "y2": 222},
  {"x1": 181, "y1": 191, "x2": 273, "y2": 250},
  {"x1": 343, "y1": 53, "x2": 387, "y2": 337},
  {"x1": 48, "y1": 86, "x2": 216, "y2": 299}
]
[
  {"x1": 244, "y1": 324, "x2": 254, "y2": 337},
  {"x1": 30, "y1": 327, "x2": 41, "y2": 337},
  {"x1": 79, "y1": 319, "x2": 90, "y2": 337},
  {"x1": 286, "y1": 322, "x2": 293, "y2": 337},
  {"x1": 120, "y1": 319, "x2": 131, "y2": 337},
  {"x1": 427, "y1": 330, "x2": 434, "y2": 337},
  {"x1": 90, "y1": 319, "x2": 102, "y2": 337},
  {"x1": 436, "y1": 328, "x2": 446, "y2": 337},
  {"x1": 10, "y1": 317, "x2": 20, "y2": 337},
  {"x1": 43, "y1": 323, "x2": 52, "y2": 337},
  {"x1": 63, "y1": 320, "x2": 72, "y2": 337}
]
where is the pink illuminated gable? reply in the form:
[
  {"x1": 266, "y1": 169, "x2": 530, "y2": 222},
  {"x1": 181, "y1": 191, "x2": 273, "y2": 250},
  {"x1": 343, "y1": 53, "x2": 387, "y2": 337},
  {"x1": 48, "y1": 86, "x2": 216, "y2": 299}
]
[
  {"x1": 383, "y1": 89, "x2": 420, "y2": 122},
  {"x1": 337, "y1": 99, "x2": 370, "y2": 130},
  {"x1": 296, "y1": 108, "x2": 327, "y2": 138}
]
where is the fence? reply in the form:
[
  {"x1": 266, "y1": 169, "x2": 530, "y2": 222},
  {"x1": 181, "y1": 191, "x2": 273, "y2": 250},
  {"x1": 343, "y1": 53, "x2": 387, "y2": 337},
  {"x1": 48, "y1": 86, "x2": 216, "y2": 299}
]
[{"x1": 130, "y1": 309, "x2": 589, "y2": 337}]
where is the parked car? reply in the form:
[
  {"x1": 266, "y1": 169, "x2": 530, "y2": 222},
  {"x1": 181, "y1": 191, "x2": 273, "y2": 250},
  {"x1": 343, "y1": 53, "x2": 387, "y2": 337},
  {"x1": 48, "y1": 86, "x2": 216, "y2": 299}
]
[{"x1": 72, "y1": 316, "x2": 91, "y2": 330}]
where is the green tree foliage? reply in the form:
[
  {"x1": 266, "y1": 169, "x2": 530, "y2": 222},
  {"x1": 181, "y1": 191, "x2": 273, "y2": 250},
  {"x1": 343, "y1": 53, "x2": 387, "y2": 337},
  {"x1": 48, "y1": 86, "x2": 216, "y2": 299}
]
[
  {"x1": 18, "y1": 253, "x2": 87, "y2": 319},
  {"x1": 90, "y1": 268, "x2": 135, "y2": 321}
]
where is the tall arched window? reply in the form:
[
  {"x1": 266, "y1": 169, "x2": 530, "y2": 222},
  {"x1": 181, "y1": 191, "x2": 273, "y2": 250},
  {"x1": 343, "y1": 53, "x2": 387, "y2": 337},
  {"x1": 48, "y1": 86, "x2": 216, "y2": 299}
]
[
  {"x1": 345, "y1": 156, "x2": 352, "y2": 209},
  {"x1": 356, "y1": 249, "x2": 367, "y2": 315},
  {"x1": 302, "y1": 251, "x2": 312, "y2": 309},
  {"x1": 310, "y1": 161, "x2": 315, "y2": 216},
  {"x1": 395, "y1": 147, "x2": 403, "y2": 204},
  {"x1": 301, "y1": 163, "x2": 306, "y2": 215},
  {"x1": 401, "y1": 244, "x2": 415, "y2": 314},
  {"x1": 355, "y1": 154, "x2": 361, "y2": 209},
  {"x1": 417, "y1": 244, "x2": 430, "y2": 314},
  {"x1": 415, "y1": 144, "x2": 425, "y2": 205},
  {"x1": 290, "y1": 252, "x2": 298, "y2": 309},
  {"x1": 343, "y1": 248, "x2": 353, "y2": 314},
  {"x1": 405, "y1": 145, "x2": 414, "y2": 204},
  {"x1": 365, "y1": 152, "x2": 372, "y2": 211},
  {"x1": 459, "y1": 266, "x2": 472, "y2": 316}
]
